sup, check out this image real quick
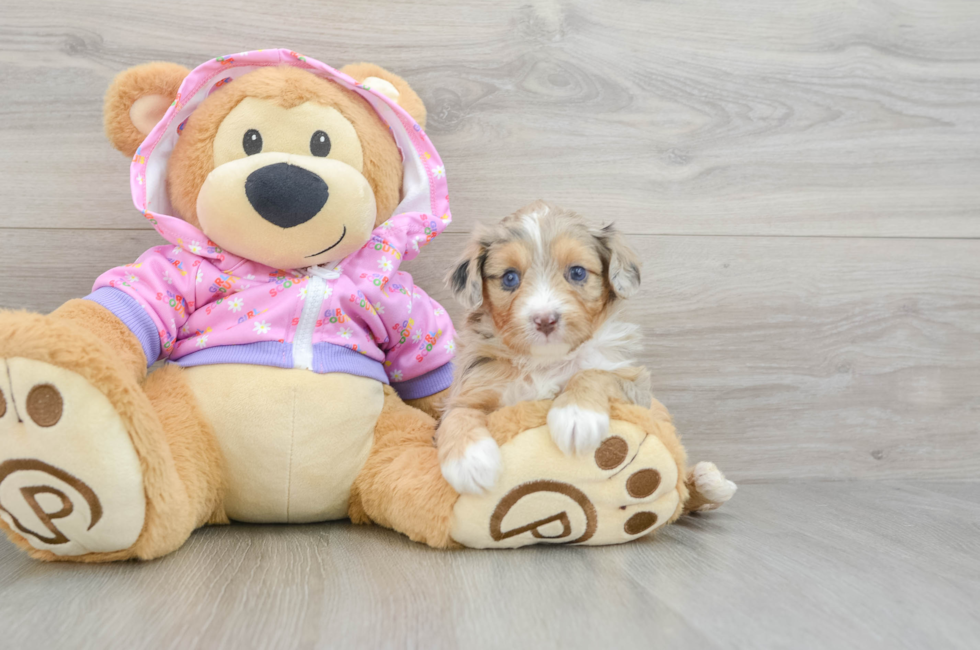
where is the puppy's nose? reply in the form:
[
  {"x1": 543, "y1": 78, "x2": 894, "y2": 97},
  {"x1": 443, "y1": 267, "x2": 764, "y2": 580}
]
[
  {"x1": 533, "y1": 312, "x2": 560, "y2": 335},
  {"x1": 245, "y1": 163, "x2": 329, "y2": 229}
]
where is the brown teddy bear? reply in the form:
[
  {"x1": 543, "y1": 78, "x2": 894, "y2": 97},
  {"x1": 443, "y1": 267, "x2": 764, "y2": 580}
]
[{"x1": 0, "y1": 50, "x2": 729, "y2": 562}]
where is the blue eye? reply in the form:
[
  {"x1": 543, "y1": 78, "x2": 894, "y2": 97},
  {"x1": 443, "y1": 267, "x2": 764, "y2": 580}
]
[
  {"x1": 501, "y1": 270, "x2": 521, "y2": 290},
  {"x1": 568, "y1": 266, "x2": 588, "y2": 283}
]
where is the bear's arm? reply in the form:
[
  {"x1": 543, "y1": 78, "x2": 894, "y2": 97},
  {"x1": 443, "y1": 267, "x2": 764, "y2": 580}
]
[
  {"x1": 378, "y1": 280, "x2": 456, "y2": 401},
  {"x1": 49, "y1": 299, "x2": 149, "y2": 381},
  {"x1": 405, "y1": 388, "x2": 448, "y2": 421}
]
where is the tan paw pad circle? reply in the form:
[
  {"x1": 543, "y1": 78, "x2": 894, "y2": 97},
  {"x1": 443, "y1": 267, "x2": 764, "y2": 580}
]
[
  {"x1": 26, "y1": 384, "x2": 63, "y2": 427},
  {"x1": 624, "y1": 511, "x2": 658, "y2": 536},
  {"x1": 626, "y1": 468, "x2": 661, "y2": 499},
  {"x1": 594, "y1": 436, "x2": 629, "y2": 470}
]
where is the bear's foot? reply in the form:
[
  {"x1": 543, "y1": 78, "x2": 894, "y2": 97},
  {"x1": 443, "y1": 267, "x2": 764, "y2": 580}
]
[
  {"x1": 449, "y1": 403, "x2": 682, "y2": 548},
  {"x1": 0, "y1": 358, "x2": 146, "y2": 557}
]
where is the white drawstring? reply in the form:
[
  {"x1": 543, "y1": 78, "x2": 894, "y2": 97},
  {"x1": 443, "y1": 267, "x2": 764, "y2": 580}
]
[{"x1": 307, "y1": 262, "x2": 342, "y2": 280}]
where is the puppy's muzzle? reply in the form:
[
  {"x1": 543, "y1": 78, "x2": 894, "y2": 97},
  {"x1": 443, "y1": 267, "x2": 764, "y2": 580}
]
[
  {"x1": 533, "y1": 312, "x2": 560, "y2": 335},
  {"x1": 245, "y1": 163, "x2": 329, "y2": 229}
]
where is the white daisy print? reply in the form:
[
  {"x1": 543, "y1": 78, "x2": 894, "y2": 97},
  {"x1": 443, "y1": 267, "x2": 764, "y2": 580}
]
[
  {"x1": 323, "y1": 284, "x2": 334, "y2": 298},
  {"x1": 254, "y1": 321, "x2": 271, "y2": 335},
  {"x1": 228, "y1": 297, "x2": 244, "y2": 312},
  {"x1": 412, "y1": 331, "x2": 423, "y2": 342},
  {"x1": 196, "y1": 334, "x2": 209, "y2": 348},
  {"x1": 299, "y1": 286, "x2": 308, "y2": 300},
  {"x1": 172, "y1": 246, "x2": 182, "y2": 256},
  {"x1": 126, "y1": 274, "x2": 139, "y2": 284},
  {"x1": 444, "y1": 339, "x2": 455, "y2": 353},
  {"x1": 434, "y1": 308, "x2": 445, "y2": 316},
  {"x1": 373, "y1": 302, "x2": 385, "y2": 315},
  {"x1": 377, "y1": 256, "x2": 393, "y2": 272},
  {"x1": 433, "y1": 165, "x2": 445, "y2": 178},
  {"x1": 339, "y1": 327, "x2": 353, "y2": 339},
  {"x1": 410, "y1": 238, "x2": 420, "y2": 252},
  {"x1": 380, "y1": 220, "x2": 393, "y2": 230},
  {"x1": 163, "y1": 271, "x2": 174, "y2": 285},
  {"x1": 189, "y1": 240, "x2": 203, "y2": 254},
  {"x1": 196, "y1": 269, "x2": 204, "y2": 284},
  {"x1": 390, "y1": 370, "x2": 403, "y2": 382},
  {"x1": 244, "y1": 274, "x2": 255, "y2": 280}
]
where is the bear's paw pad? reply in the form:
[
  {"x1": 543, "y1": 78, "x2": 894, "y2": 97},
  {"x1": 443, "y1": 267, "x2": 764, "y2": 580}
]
[
  {"x1": 0, "y1": 358, "x2": 145, "y2": 556},
  {"x1": 450, "y1": 418, "x2": 680, "y2": 548}
]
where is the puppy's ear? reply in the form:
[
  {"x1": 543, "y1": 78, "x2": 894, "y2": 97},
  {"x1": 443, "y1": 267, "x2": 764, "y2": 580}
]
[
  {"x1": 596, "y1": 225, "x2": 641, "y2": 299},
  {"x1": 104, "y1": 62, "x2": 189, "y2": 157},
  {"x1": 447, "y1": 237, "x2": 488, "y2": 309},
  {"x1": 341, "y1": 62, "x2": 427, "y2": 129}
]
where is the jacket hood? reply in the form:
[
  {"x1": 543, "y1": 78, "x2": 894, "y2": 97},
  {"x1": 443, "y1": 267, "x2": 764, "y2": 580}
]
[{"x1": 130, "y1": 49, "x2": 450, "y2": 267}]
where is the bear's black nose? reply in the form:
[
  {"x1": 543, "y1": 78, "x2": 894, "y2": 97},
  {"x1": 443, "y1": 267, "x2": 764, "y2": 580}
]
[{"x1": 245, "y1": 163, "x2": 329, "y2": 229}]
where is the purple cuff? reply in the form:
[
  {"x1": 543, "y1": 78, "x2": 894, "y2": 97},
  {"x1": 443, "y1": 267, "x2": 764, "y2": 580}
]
[
  {"x1": 85, "y1": 287, "x2": 161, "y2": 366},
  {"x1": 391, "y1": 362, "x2": 454, "y2": 400}
]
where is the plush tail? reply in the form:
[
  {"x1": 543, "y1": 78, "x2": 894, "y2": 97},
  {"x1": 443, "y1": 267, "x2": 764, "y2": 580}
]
[{"x1": 683, "y1": 461, "x2": 737, "y2": 513}]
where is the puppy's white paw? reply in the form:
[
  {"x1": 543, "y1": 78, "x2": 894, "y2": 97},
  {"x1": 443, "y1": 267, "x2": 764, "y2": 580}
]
[
  {"x1": 691, "y1": 461, "x2": 737, "y2": 510},
  {"x1": 547, "y1": 404, "x2": 610, "y2": 456},
  {"x1": 441, "y1": 437, "x2": 502, "y2": 495}
]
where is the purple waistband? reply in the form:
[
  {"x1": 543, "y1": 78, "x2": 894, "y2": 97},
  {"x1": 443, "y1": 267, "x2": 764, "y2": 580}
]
[{"x1": 175, "y1": 341, "x2": 390, "y2": 383}]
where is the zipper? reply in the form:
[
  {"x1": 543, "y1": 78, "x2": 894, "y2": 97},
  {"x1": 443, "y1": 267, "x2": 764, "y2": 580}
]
[{"x1": 292, "y1": 263, "x2": 341, "y2": 371}]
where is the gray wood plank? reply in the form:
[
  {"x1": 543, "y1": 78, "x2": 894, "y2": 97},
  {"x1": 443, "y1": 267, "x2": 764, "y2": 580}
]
[
  {"x1": 2, "y1": 0, "x2": 980, "y2": 235},
  {"x1": 422, "y1": 233, "x2": 980, "y2": 482},
  {"x1": 2, "y1": 228, "x2": 976, "y2": 480},
  {"x1": 899, "y1": 479, "x2": 980, "y2": 507},
  {"x1": 1, "y1": 481, "x2": 977, "y2": 650}
]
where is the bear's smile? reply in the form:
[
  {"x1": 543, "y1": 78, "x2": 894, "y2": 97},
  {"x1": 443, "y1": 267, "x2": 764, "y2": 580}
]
[{"x1": 306, "y1": 225, "x2": 347, "y2": 258}]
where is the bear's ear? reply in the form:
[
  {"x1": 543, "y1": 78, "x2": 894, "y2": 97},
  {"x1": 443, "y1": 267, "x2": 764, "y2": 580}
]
[
  {"x1": 104, "y1": 62, "x2": 189, "y2": 157},
  {"x1": 341, "y1": 63, "x2": 427, "y2": 129}
]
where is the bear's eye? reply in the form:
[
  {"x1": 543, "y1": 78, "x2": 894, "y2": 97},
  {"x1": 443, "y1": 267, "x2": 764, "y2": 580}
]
[
  {"x1": 243, "y1": 129, "x2": 262, "y2": 155},
  {"x1": 310, "y1": 131, "x2": 331, "y2": 157}
]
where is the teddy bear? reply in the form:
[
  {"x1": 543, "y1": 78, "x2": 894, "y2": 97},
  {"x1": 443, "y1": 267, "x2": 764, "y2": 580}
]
[{"x1": 0, "y1": 49, "x2": 732, "y2": 562}]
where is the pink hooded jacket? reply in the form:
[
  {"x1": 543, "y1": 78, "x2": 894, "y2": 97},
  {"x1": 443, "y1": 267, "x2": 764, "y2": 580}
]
[{"x1": 86, "y1": 50, "x2": 455, "y2": 399}]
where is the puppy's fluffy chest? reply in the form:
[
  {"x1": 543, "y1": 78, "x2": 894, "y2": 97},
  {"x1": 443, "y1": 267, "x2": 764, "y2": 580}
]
[{"x1": 499, "y1": 319, "x2": 640, "y2": 407}]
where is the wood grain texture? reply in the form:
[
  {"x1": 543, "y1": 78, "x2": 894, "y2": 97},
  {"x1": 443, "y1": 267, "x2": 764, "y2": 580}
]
[
  {"x1": 407, "y1": 233, "x2": 980, "y2": 481},
  {"x1": 1, "y1": 0, "x2": 980, "y2": 235},
  {"x1": 2, "y1": 1, "x2": 979, "y2": 480},
  {"x1": 2, "y1": 2, "x2": 980, "y2": 645},
  {"x1": 1, "y1": 481, "x2": 978, "y2": 650},
  {"x1": 2, "y1": 228, "x2": 976, "y2": 480}
]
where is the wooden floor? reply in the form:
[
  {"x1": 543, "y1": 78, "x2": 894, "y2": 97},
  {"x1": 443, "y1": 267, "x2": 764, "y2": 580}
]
[
  {"x1": 1, "y1": 0, "x2": 979, "y2": 648},
  {"x1": 2, "y1": 481, "x2": 978, "y2": 649}
]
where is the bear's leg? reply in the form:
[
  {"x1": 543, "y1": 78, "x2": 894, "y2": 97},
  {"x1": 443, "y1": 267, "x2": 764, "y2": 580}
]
[
  {"x1": 350, "y1": 388, "x2": 736, "y2": 549},
  {"x1": 349, "y1": 386, "x2": 460, "y2": 548},
  {"x1": 142, "y1": 364, "x2": 228, "y2": 531},
  {"x1": 0, "y1": 308, "x2": 224, "y2": 562}
]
